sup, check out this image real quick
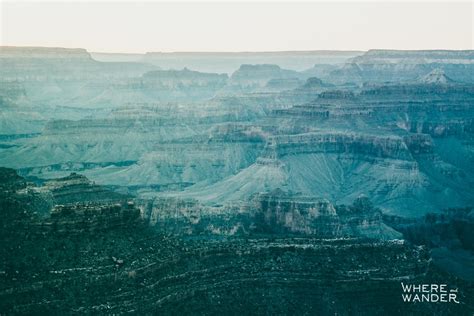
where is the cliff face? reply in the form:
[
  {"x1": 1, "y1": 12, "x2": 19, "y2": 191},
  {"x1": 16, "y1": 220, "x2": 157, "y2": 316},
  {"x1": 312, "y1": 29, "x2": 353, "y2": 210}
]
[
  {"x1": 1, "y1": 47, "x2": 474, "y2": 218},
  {"x1": 41, "y1": 172, "x2": 129, "y2": 205},
  {"x1": 0, "y1": 168, "x2": 144, "y2": 244},
  {"x1": 0, "y1": 168, "x2": 472, "y2": 314},
  {"x1": 135, "y1": 68, "x2": 228, "y2": 101},
  {"x1": 227, "y1": 64, "x2": 306, "y2": 91},
  {"x1": 0, "y1": 46, "x2": 156, "y2": 80},
  {"x1": 137, "y1": 192, "x2": 400, "y2": 240},
  {"x1": 264, "y1": 133, "x2": 415, "y2": 159},
  {"x1": 326, "y1": 50, "x2": 474, "y2": 84},
  {"x1": 249, "y1": 193, "x2": 401, "y2": 239},
  {"x1": 3, "y1": 73, "x2": 473, "y2": 216}
]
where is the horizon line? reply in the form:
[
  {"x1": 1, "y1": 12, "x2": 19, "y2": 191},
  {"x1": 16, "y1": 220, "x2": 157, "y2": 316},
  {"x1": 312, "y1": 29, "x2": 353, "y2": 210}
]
[{"x1": 2, "y1": 45, "x2": 474, "y2": 55}]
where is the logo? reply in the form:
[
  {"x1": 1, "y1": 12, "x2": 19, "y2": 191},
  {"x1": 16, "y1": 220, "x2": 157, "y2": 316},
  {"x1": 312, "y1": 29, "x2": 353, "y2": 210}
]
[{"x1": 401, "y1": 283, "x2": 460, "y2": 303}]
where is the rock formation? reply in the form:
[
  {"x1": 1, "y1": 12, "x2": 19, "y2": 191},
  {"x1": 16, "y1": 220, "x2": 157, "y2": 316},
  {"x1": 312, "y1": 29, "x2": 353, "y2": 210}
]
[
  {"x1": 1, "y1": 47, "x2": 474, "y2": 314},
  {"x1": 0, "y1": 168, "x2": 472, "y2": 314}
]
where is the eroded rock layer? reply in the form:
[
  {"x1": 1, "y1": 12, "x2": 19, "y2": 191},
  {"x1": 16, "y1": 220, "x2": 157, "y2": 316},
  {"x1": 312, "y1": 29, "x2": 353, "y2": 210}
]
[
  {"x1": 1, "y1": 48, "x2": 474, "y2": 314},
  {"x1": 1, "y1": 168, "x2": 473, "y2": 314}
]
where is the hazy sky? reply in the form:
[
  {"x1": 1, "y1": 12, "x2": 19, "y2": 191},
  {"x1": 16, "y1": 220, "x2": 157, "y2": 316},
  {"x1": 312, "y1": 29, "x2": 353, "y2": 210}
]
[{"x1": 1, "y1": 1, "x2": 473, "y2": 53}]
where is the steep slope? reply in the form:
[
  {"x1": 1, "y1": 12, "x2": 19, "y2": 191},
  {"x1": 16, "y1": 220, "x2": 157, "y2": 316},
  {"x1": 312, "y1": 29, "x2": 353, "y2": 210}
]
[{"x1": 1, "y1": 168, "x2": 471, "y2": 315}]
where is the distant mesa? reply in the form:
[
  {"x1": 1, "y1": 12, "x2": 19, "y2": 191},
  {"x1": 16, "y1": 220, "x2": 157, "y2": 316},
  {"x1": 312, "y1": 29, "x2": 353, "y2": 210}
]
[
  {"x1": 142, "y1": 67, "x2": 228, "y2": 80},
  {"x1": 140, "y1": 51, "x2": 363, "y2": 74},
  {"x1": 231, "y1": 64, "x2": 302, "y2": 81},
  {"x1": 138, "y1": 68, "x2": 228, "y2": 100},
  {"x1": 352, "y1": 49, "x2": 474, "y2": 63},
  {"x1": 228, "y1": 64, "x2": 305, "y2": 90},
  {"x1": 0, "y1": 46, "x2": 92, "y2": 60}
]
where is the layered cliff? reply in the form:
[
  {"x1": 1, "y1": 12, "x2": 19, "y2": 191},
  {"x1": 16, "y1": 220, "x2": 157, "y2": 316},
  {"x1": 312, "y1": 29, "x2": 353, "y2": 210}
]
[
  {"x1": 249, "y1": 192, "x2": 401, "y2": 239},
  {"x1": 1, "y1": 168, "x2": 472, "y2": 315},
  {"x1": 1, "y1": 48, "x2": 474, "y2": 218},
  {"x1": 0, "y1": 46, "x2": 156, "y2": 80},
  {"x1": 227, "y1": 64, "x2": 306, "y2": 91},
  {"x1": 326, "y1": 50, "x2": 474, "y2": 84}
]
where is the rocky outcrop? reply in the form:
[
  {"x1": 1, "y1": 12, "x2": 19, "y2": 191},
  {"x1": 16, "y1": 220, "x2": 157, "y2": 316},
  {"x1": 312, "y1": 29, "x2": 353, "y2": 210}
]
[
  {"x1": 250, "y1": 192, "x2": 401, "y2": 239},
  {"x1": 46, "y1": 201, "x2": 141, "y2": 234},
  {"x1": 140, "y1": 192, "x2": 400, "y2": 240},
  {"x1": 327, "y1": 50, "x2": 474, "y2": 84},
  {"x1": 0, "y1": 167, "x2": 26, "y2": 191},
  {"x1": 141, "y1": 51, "x2": 360, "y2": 74},
  {"x1": 139, "y1": 68, "x2": 228, "y2": 101},
  {"x1": 41, "y1": 172, "x2": 128, "y2": 205},
  {"x1": 0, "y1": 168, "x2": 138, "y2": 234},
  {"x1": 0, "y1": 169, "x2": 473, "y2": 315},
  {"x1": 264, "y1": 132, "x2": 414, "y2": 160},
  {"x1": 228, "y1": 64, "x2": 305, "y2": 90}
]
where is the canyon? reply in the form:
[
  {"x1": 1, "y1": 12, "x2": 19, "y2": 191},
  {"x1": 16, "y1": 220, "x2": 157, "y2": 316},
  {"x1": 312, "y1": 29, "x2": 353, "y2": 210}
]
[{"x1": 1, "y1": 47, "x2": 473, "y2": 314}]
